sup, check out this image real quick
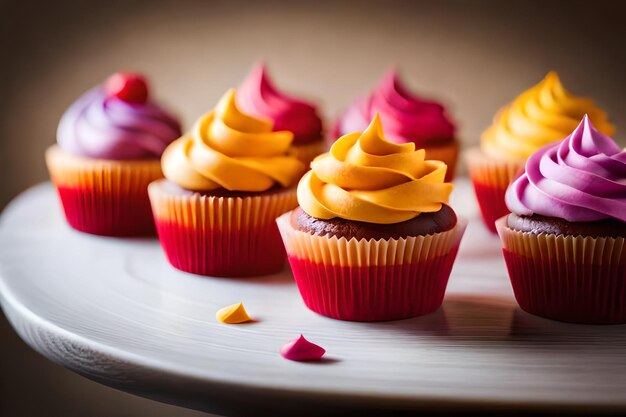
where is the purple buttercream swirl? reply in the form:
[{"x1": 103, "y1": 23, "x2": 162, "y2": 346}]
[
  {"x1": 57, "y1": 87, "x2": 182, "y2": 160},
  {"x1": 506, "y1": 115, "x2": 626, "y2": 223}
]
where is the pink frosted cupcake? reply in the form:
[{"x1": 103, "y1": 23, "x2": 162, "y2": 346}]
[
  {"x1": 45, "y1": 72, "x2": 182, "y2": 236},
  {"x1": 498, "y1": 116, "x2": 626, "y2": 324},
  {"x1": 237, "y1": 64, "x2": 325, "y2": 166},
  {"x1": 278, "y1": 115, "x2": 467, "y2": 321},
  {"x1": 333, "y1": 70, "x2": 458, "y2": 181}
]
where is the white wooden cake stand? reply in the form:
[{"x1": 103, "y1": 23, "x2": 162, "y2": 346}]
[{"x1": 1, "y1": 180, "x2": 625, "y2": 416}]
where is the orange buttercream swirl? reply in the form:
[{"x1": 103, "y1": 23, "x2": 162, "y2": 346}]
[
  {"x1": 162, "y1": 89, "x2": 305, "y2": 192},
  {"x1": 481, "y1": 71, "x2": 615, "y2": 160},
  {"x1": 298, "y1": 114, "x2": 453, "y2": 224}
]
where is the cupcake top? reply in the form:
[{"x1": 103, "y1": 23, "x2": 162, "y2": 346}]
[
  {"x1": 481, "y1": 71, "x2": 615, "y2": 160},
  {"x1": 57, "y1": 72, "x2": 182, "y2": 160},
  {"x1": 335, "y1": 70, "x2": 456, "y2": 147},
  {"x1": 237, "y1": 64, "x2": 323, "y2": 145},
  {"x1": 161, "y1": 89, "x2": 306, "y2": 192},
  {"x1": 298, "y1": 114, "x2": 453, "y2": 224},
  {"x1": 506, "y1": 115, "x2": 626, "y2": 223}
]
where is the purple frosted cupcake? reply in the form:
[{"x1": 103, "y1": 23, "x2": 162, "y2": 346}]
[
  {"x1": 497, "y1": 115, "x2": 626, "y2": 324},
  {"x1": 46, "y1": 72, "x2": 182, "y2": 236}
]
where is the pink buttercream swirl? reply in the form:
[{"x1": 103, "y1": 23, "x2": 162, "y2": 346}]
[
  {"x1": 335, "y1": 70, "x2": 456, "y2": 147},
  {"x1": 506, "y1": 115, "x2": 626, "y2": 223},
  {"x1": 237, "y1": 64, "x2": 323, "y2": 144}
]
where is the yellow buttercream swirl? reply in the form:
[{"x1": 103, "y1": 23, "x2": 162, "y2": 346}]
[
  {"x1": 298, "y1": 114, "x2": 453, "y2": 224},
  {"x1": 481, "y1": 71, "x2": 615, "y2": 159},
  {"x1": 162, "y1": 89, "x2": 305, "y2": 192}
]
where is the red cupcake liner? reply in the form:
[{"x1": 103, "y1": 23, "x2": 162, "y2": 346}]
[
  {"x1": 497, "y1": 217, "x2": 626, "y2": 324},
  {"x1": 56, "y1": 186, "x2": 156, "y2": 237},
  {"x1": 287, "y1": 249, "x2": 460, "y2": 322},
  {"x1": 277, "y1": 212, "x2": 467, "y2": 321},
  {"x1": 466, "y1": 147, "x2": 524, "y2": 234},
  {"x1": 154, "y1": 220, "x2": 287, "y2": 277},
  {"x1": 45, "y1": 145, "x2": 162, "y2": 237},
  {"x1": 471, "y1": 181, "x2": 509, "y2": 234},
  {"x1": 149, "y1": 179, "x2": 298, "y2": 277}
]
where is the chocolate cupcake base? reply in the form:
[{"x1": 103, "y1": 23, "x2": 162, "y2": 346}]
[
  {"x1": 291, "y1": 205, "x2": 457, "y2": 240},
  {"x1": 507, "y1": 213, "x2": 626, "y2": 238}
]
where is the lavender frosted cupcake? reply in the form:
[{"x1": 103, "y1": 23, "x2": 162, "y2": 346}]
[
  {"x1": 45, "y1": 72, "x2": 181, "y2": 236},
  {"x1": 498, "y1": 115, "x2": 626, "y2": 324}
]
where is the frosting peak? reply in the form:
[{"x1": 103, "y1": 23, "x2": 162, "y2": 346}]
[
  {"x1": 481, "y1": 71, "x2": 615, "y2": 160},
  {"x1": 57, "y1": 76, "x2": 182, "y2": 160},
  {"x1": 237, "y1": 64, "x2": 323, "y2": 144},
  {"x1": 215, "y1": 303, "x2": 253, "y2": 324},
  {"x1": 336, "y1": 70, "x2": 456, "y2": 147},
  {"x1": 298, "y1": 114, "x2": 453, "y2": 224},
  {"x1": 506, "y1": 115, "x2": 626, "y2": 223},
  {"x1": 162, "y1": 89, "x2": 306, "y2": 192},
  {"x1": 280, "y1": 335, "x2": 326, "y2": 361}
]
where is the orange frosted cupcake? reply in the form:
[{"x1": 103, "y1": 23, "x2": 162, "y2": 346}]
[
  {"x1": 149, "y1": 89, "x2": 305, "y2": 277},
  {"x1": 466, "y1": 71, "x2": 614, "y2": 233},
  {"x1": 237, "y1": 64, "x2": 325, "y2": 166},
  {"x1": 46, "y1": 72, "x2": 182, "y2": 236},
  {"x1": 278, "y1": 115, "x2": 467, "y2": 321}
]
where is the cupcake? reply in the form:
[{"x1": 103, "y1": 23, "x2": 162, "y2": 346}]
[
  {"x1": 277, "y1": 114, "x2": 467, "y2": 321},
  {"x1": 332, "y1": 70, "x2": 458, "y2": 181},
  {"x1": 237, "y1": 63, "x2": 325, "y2": 166},
  {"x1": 46, "y1": 72, "x2": 182, "y2": 236},
  {"x1": 467, "y1": 71, "x2": 614, "y2": 233},
  {"x1": 149, "y1": 89, "x2": 305, "y2": 277},
  {"x1": 497, "y1": 115, "x2": 626, "y2": 324}
]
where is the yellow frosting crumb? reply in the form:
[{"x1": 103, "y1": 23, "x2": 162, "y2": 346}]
[{"x1": 216, "y1": 302, "x2": 253, "y2": 324}]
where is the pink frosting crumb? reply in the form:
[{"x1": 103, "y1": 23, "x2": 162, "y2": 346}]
[{"x1": 280, "y1": 335, "x2": 326, "y2": 361}]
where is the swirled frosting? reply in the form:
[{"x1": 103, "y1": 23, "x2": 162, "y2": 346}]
[
  {"x1": 162, "y1": 89, "x2": 305, "y2": 192},
  {"x1": 57, "y1": 82, "x2": 181, "y2": 160},
  {"x1": 237, "y1": 64, "x2": 323, "y2": 144},
  {"x1": 482, "y1": 71, "x2": 615, "y2": 160},
  {"x1": 506, "y1": 115, "x2": 626, "y2": 223},
  {"x1": 298, "y1": 114, "x2": 453, "y2": 224},
  {"x1": 335, "y1": 70, "x2": 456, "y2": 147}
]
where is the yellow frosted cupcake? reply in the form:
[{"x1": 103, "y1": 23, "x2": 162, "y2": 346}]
[
  {"x1": 466, "y1": 71, "x2": 614, "y2": 233},
  {"x1": 149, "y1": 89, "x2": 305, "y2": 277}
]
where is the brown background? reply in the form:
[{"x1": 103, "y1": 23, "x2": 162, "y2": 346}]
[{"x1": 1, "y1": 1, "x2": 625, "y2": 416}]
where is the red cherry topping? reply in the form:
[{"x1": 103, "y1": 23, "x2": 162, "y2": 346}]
[{"x1": 104, "y1": 72, "x2": 149, "y2": 104}]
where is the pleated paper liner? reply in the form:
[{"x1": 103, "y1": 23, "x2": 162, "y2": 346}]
[
  {"x1": 149, "y1": 179, "x2": 298, "y2": 277},
  {"x1": 45, "y1": 145, "x2": 163, "y2": 237},
  {"x1": 465, "y1": 147, "x2": 524, "y2": 233},
  {"x1": 423, "y1": 141, "x2": 459, "y2": 182},
  {"x1": 277, "y1": 212, "x2": 468, "y2": 321},
  {"x1": 288, "y1": 140, "x2": 326, "y2": 167},
  {"x1": 496, "y1": 217, "x2": 626, "y2": 324}
]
